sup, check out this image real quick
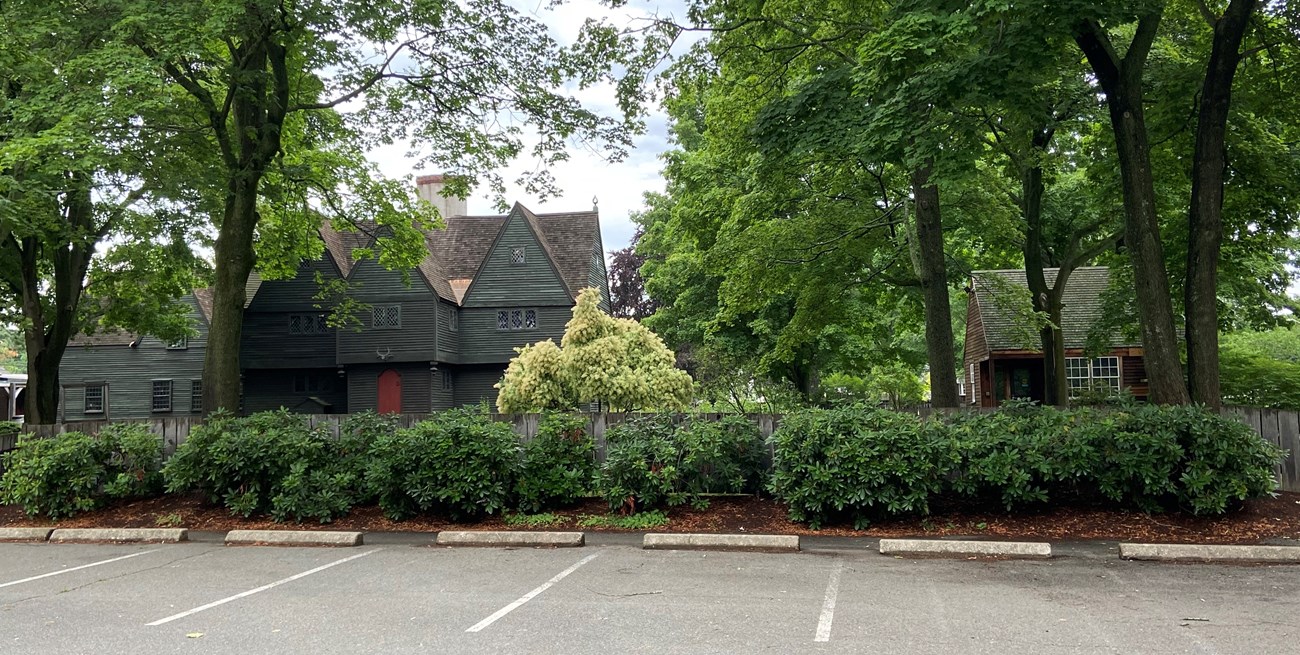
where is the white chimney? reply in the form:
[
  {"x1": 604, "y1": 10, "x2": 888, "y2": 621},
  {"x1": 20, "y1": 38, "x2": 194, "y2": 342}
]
[{"x1": 415, "y1": 174, "x2": 468, "y2": 218}]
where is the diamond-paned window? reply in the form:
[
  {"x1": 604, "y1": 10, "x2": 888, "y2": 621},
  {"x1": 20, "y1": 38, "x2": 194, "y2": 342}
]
[
  {"x1": 511, "y1": 246, "x2": 526, "y2": 264},
  {"x1": 372, "y1": 304, "x2": 401, "y2": 330},
  {"x1": 151, "y1": 380, "x2": 173, "y2": 412},
  {"x1": 510, "y1": 309, "x2": 523, "y2": 329},
  {"x1": 289, "y1": 314, "x2": 328, "y2": 335},
  {"x1": 497, "y1": 310, "x2": 510, "y2": 330},
  {"x1": 84, "y1": 385, "x2": 105, "y2": 414},
  {"x1": 524, "y1": 309, "x2": 537, "y2": 329}
]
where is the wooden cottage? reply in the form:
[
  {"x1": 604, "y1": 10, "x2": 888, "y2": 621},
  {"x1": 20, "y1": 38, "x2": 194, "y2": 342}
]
[{"x1": 962, "y1": 267, "x2": 1148, "y2": 407}]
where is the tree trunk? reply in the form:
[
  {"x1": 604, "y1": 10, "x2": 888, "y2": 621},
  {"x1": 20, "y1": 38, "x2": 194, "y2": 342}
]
[
  {"x1": 1185, "y1": 0, "x2": 1257, "y2": 409},
  {"x1": 1075, "y1": 16, "x2": 1191, "y2": 406},
  {"x1": 911, "y1": 166, "x2": 959, "y2": 408},
  {"x1": 202, "y1": 185, "x2": 258, "y2": 414},
  {"x1": 1020, "y1": 160, "x2": 1070, "y2": 406}
]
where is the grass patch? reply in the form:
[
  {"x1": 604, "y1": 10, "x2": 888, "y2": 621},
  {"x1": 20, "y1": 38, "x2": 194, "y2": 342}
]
[
  {"x1": 503, "y1": 512, "x2": 569, "y2": 528},
  {"x1": 577, "y1": 510, "x2": 670, "y2": 530}
]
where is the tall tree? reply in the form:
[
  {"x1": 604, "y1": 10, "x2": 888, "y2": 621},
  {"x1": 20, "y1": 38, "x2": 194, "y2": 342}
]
[
  {"x1": 608, "y1": 228, "x2": 658, "y2": 321},
  {"x1": 115, "y1": 0, "x2": 637, "y2": 413}
]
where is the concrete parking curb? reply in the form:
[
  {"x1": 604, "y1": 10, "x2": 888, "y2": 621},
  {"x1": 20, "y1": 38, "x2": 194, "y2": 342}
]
[
  {"x1": 49, "y1": 528, "x2": 188, "y2": 544},
  {"x1": 225, "y1": 530, "x2": 364, "y2": 547},
  {"x1": 642, "y1": 533, "x2": 800, "y2": 552},
  {"x1": 0, "y1": 527, "x2": 53, "y2": 542},
  {"x1": 878, "y1": 538, "x2": 1051, "y2": 559},
  {"x1": 435, "y1": 531, "x2": 585, "y2": 548},
  {"x1": 1120, "y1": 543, "x2": 1300, "y2": 563}
]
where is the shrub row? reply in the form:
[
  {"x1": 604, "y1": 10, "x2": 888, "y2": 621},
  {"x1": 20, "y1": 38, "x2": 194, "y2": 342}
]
[
  {"x1": 0, "y1": 423, "x2": 162, "y2": 519},
  {"x1": 1, "y1": 404, "x2": 1283, "y2": 526},
  {"x1": 769, "y1": 403, "x2": 1283, "y2": 528}
]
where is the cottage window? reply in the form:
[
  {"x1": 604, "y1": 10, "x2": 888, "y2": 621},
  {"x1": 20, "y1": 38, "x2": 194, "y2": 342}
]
[
  {"x1": 442, "y1": 370, "x2": 453, "y2": 391},
  {"x1": 510, "y1": 309, "x2": 523, "y2": 329},
  {"x1": 372, "y1": 304, "x2": 401, "y2": 330},
  {"x1": 1066, "y1": 356, "x2": 1121, "y2": 397},
  {"x1": 497, "y1": 310, "x2": 510, "y2": 330},
  {"x1": 84, "y1": 385, "x2": 105, "y2": 414},
  {"x1": 289, "y1": 314, "x2": 328, "y2": 335},
  {"x1": 191, "y1": 380, "x2": 202, "y2": 413},
  {"x1": 511, "y1": 246, "x2": 526, "y2": 265},
  {"x1": 524, "y1": 309, "x2": 537, "y2": 329},
  {"x1": 151, "y1": 380, "x2": 173, "y2": 412}
]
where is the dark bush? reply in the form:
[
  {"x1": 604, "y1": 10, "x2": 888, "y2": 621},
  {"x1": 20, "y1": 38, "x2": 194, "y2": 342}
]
[
  {"x1": 163, "y1": 410, "x2": 362, "y2": 522},
  {"x1": 676, "y1": 415, "x2": 767, "y2": 500},
  {"x1": 0, "y1": 423, "x2": 163, "y2": 519},
  {"x1": 768, "y1": 403, "x2": 1283, "y2": 528},
  {"x1": 769, "y1": 404, "x2": 957, "y2": 529},
  {"x1": 601, "y1": 414, "x2": 682, "y2": 512},
  {"x1": 365, "y1": 408, "x2": 519, "y2": 521},
  {"x1": 515, "y1": 412, "x2": 596, "y2": 513}
]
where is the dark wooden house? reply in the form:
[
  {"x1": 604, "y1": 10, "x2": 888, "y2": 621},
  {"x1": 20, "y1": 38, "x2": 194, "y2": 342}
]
[
  {"x1": 57, "y1": 175, "x2": 610, "y2": 419},
  {"x1": 963, "y1": 267, "x2": 1148, "y2": 407}
]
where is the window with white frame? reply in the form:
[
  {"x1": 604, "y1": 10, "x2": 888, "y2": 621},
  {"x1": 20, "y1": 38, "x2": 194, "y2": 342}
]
[
  {"x1": 166, "y1": 336, "x2": 188, "y2": 350},
  {"x1": 151, "y1": 380, "x2": 173, "y2": 412},
  {"x1": 1066, "y1": 356, "x2": 1122, "y2": 396},
  {"x1": 84, "y1": 384, "x2": 105, "y2": 414},
  {"x1": 372, "y1": 304, "x2": 401, "y2": 330},
  {"x1": 288, "y1": 314, "x2": 328, "y2": 335},
  {"x1": 190, "y1": 380, "x2": 202, "y2": 413},
  {"x1": 510, "y1": 246, "x2": 526, "y2": 264}
]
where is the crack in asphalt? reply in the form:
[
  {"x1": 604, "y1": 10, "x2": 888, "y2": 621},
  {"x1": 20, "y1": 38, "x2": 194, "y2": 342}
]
[{"x1": 0, "y1": 548, "x2": 217, "y2": 609}]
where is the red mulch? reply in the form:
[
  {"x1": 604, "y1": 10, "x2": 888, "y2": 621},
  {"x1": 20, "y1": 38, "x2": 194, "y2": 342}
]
[{"x1": 4, "y1": 492, "x2": 1300, "y2": 544}]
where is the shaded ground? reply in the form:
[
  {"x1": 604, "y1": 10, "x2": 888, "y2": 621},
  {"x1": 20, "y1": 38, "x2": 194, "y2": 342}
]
[{"x1": 4, "y1": 491, "x2": 1300, "y2": 544}]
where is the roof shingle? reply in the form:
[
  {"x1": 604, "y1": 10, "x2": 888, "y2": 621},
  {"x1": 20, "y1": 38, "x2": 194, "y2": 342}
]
[{"x1": 971, "y1": 266, "x2": 1138, "y2": 352}]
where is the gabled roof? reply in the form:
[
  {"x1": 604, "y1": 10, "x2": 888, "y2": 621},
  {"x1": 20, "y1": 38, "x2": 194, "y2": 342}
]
[
  {"x1": 971, "y1": 266, "x2": 1139, "y2": 352},
  {"x1": 193, "y1": 274, "x2": 261, "y2": 324},
  {"x1": 398, "y1": 204, "x2": 600, "y2": 305}
]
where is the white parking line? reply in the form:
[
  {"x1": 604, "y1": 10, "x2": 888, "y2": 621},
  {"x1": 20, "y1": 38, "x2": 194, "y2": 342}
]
[
  {"x1": 814, "y1": 564, "x2": 843, "y2": 642},
  {"x1": 466, "y1": 552, "x2": 601, "y2": 633},
  {"x1": 146, "y1": 548, "x2": 380, "y2": 626},
  {"x1": 0, "y1": 550, "x2": 159, "y2": 589}
]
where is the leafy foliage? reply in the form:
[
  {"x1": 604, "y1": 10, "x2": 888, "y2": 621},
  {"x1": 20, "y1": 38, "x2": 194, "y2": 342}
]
[
  {"x1": 1, "y1": 423, "x2": 163, "y2": 519},
  {"x1": 1219, "y1": 327, "x2": 1300, "y2": 410},
  {"x1": 496, "y1": 288, "x2": 694, "y2": 412},
  {"x1": 163, "y1": 410, "x2": 362, "y2": 523},
  {"x1": 515, "y1": 413, "x2": 597, "y2": 513},
  {"x1": 600, "y1": 414, "x2": 766, "y2": 513},
  {"x1": 364, "y1": 408, "x2": 519, "y2": 521},
  {"x1": 769, "y1": 404, "x2": 1282, "y2": 528}
]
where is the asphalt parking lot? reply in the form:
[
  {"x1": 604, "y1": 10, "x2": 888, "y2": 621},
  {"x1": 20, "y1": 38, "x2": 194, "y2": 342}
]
[{"x1": 1, "y1": 537, "x2": 1298, "y2": 654}]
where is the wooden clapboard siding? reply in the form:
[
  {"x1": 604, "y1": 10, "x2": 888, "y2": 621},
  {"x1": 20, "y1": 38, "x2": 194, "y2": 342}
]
[
  {"x1": 245, "y1": 258, "x2": 338, "y2": 312},
  {"x1": 241, "y1": 368, "x2": 346, "y2": 415},
  {"x1": 588, "y1": 232, "x2": 611, "y2": 311},
  {"x1": 462, "y1": 210, "x2": 573, "y2": 308},
  {"x1": 335, "y1": 257, "x2": 440, "y2": 365},
  {"x1": 437, "y1": 300, "x2": 460, "y2": 357},
  {"x1": 454, "y1": 364, "x2": 505, "y2": 408},
  {"x1": 962, "y1": 288, "x2": 988, "y2": 405},
  {"x1": 456, "y1": 307, "x2": 571, "y2": 363},
  {"x1": 430, "y1": 366, "x2": 455, "y2": 411},
  {"x1": 240, "y1": 311, "x2": 336, "y2": 369},
  {"x1": 346, "y1": 363, "x2": 433, "y2": 414},
  {"x1": 59, "y1": 295, "x2": 208, "y2": 420}
]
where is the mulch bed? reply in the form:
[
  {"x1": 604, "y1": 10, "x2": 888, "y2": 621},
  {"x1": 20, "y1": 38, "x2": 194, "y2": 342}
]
[{"x1": 4, "y1": 491, "x2": 1300, "y2": 544}]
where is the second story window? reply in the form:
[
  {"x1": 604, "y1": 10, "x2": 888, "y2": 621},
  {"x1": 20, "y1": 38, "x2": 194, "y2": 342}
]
[
  {"x1": 511, "y1": 246, "x2": 526, "y2": 264},
  {"x1": 448, "y1": 309, "x2": 459, "y2": 331},
  {"x1": 372, "y1": 304, "x2": 401, "y2": 330},
  {"x1": 289, "y1": 314, "x2": 328, "y2": 335},
  {"x1": 497, "y1": 308, "x2": 538, "y2": 331},
  {"x1": 166, "y1": 336, "x2": 188, "y2": 350}
]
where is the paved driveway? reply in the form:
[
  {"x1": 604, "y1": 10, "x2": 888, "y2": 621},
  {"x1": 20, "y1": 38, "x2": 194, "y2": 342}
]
[{"x1": 1, "y1": 536, "x2": 1298, "y2": 654}]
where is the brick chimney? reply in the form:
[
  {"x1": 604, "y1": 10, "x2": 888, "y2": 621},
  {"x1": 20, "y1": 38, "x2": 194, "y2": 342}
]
[{"x1": 415, "y1": 174, "x2": 468, "y2": 218}]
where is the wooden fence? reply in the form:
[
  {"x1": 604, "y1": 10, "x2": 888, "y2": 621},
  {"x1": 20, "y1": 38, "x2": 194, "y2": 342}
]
[{"x1": 5, "y1": 407, "x2": 1299, "y2": 492}]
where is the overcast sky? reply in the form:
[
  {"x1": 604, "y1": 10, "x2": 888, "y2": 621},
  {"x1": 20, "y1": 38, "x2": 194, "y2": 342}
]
[{"x1": 367, "y1": 0, "x2": 693, "y2": 255}]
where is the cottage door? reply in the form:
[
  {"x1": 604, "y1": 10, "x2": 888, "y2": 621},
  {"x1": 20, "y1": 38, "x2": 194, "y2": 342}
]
[{"x1": 377, "y1": 369, "x2": 402, "y2": 414}]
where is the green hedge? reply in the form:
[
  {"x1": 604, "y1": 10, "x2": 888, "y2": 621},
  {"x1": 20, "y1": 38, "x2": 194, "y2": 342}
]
[
  {"x1": 769, "y1": 403, "x2": 1283, "y2": 528},
  {"x1": 1, "y1": 423, "x2": 163, "y2": 519}
]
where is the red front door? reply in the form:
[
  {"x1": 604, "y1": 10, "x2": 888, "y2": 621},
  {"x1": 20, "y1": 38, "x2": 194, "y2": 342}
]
[{"x1": 377, "y1": 369, "x2": 402, "y2": 414}]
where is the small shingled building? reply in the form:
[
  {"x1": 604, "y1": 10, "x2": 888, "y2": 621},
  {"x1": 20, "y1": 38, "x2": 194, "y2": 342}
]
[{"x1": 962, "y1": 266, "x2": 1147, "y2": 407}]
